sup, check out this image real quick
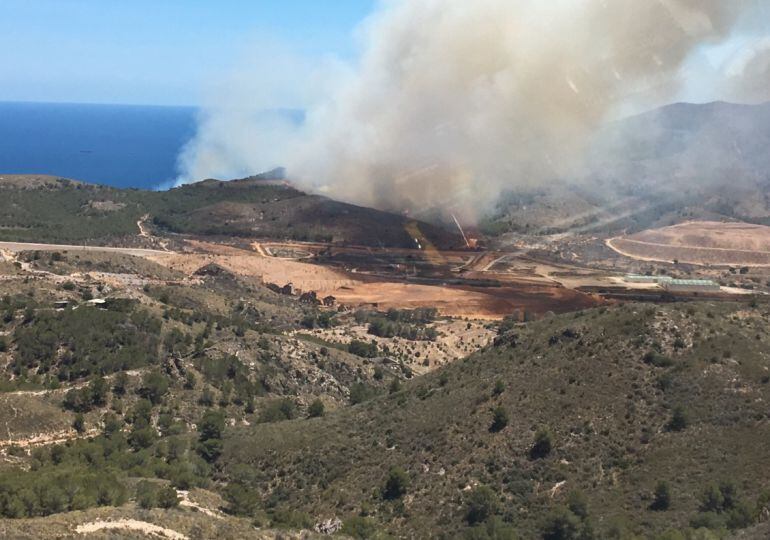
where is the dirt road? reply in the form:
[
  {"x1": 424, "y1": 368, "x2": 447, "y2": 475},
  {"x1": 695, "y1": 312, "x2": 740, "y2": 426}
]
[
  {"x1": 607, "y1": 221, "x2": 770, "y2": 266},
  {"x1": 0, "y1": 241, "x2": 169, "y2": 257}
]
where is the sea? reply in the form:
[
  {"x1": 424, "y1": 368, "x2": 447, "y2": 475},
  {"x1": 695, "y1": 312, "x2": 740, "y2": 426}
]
[{"x1": 0, "y1": 101, "x2": 198, "y2": 190}]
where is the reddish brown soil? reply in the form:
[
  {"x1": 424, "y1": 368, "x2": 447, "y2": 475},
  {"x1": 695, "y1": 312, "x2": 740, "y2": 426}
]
[{"x1": 148, "y1": 240, "x2": 602, "y2": 320}]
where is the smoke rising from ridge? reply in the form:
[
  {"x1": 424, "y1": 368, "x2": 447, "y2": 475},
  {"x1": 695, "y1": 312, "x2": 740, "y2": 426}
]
[{"x1": 178, "y1": 0, "x2": 769, "y2": 219}]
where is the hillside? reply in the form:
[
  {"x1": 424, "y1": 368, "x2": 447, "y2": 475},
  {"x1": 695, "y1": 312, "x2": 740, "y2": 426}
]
[
  {"x1": 482, "y1": 101, "x2": 770, "y2": 237},
  {"x1": 0, "y1": 240, "x2": 505, "y2": 537},
  {"x1": 609, "y1": 221, "x2": 770, "y2": 267},
  {"x1": 0, "y1": 174, "x2": 460, "y2": 249},
  {"x1": 221, "y1": 302, "x2": 770, "y2": 538},
  {"x1": 0, "y1": 250, "x2": 410, "y2": 536},
  {"x1": 0, "y1": 241, "x2": 767, "y2": 538}
]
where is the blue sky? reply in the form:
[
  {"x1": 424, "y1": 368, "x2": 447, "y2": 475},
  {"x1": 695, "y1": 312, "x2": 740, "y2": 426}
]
[{"x1": 0, "y1": 0, "x2": 376, "y2": 106}]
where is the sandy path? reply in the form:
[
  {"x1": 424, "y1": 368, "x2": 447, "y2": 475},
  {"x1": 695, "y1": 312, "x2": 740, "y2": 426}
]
[
  {"x1": 0, "y1": 241, "x2": 169, "y2": 257},
  {"x1": 137, "y1": 214, "x2": 151, "y2": 238},
  {"x1": 75, "y1": 519, "x2": 188, "y2": 539},
  {"x1": 176, "y1": 490, "x2": 223, "y2": 519},
  {"x1": 0, "y1": 428, "x2": 100, "y2": 448}
]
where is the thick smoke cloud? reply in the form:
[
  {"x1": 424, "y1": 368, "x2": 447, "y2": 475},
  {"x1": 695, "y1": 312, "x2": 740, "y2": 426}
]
[{"x1": 178, "y1": 0, "x2": 768, "y2": 220}]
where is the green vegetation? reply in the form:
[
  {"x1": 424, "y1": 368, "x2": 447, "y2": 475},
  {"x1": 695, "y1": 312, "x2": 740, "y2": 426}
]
[
  {"x1": 0, "y1": 232, "x2": 404, "y2": 533},
  {"x1": 651, "y1": 481, "x2": 672, "y2": 511},
  {"x1": 197, "y1": 409, "x2": 225, "y2": 463},
  {"x1": 13, "y1": 301, "x2": 160, "y2": 381},
  {"x1": 1, "y1": 254, "x2": 769, "y2": 540},
  {"x1": 530, "y1": 429, "x2": 553, "y2": 459},
  {"x1": 348, "y1": 340, "x2": 379, "y2": 358},
  {"x1": 643, "y1": 350, "x2": 674, "y2": 368},
  {"x1": 382, "y1": 467, "x2": 410, "y2": 500},
  {"x1": 300, "y1": 310, "x2": 337, "y2": 329},
  {"x1": 540, "y1": 504, "x2": 594, "y2": 540},
  {"x1": 0, "y1": 409, "x2": 209, "y2": 519},
  {"x1": 0, "y1": 467, "x2": 127, "y2": 518},
  {"x1": 217, "y1": 303, "x2": 770, "y2": 537},
  {"x1": 667, "y1": 405, "x2": 689, "y2": 432},
  {"x1": 465, "y1": 485, "x2": 498, "y2": 525},
  {"x1": 258, "y1": 398, "x2": 297, "y2": 423},
  {"x1": 691, "y1": 481, "x2": 756, "y2": 530},
  {"x1": 136, "y1": 481, "x2": 180, "y2": 509},
  {"x1": 349, "y1": 382, "x2": 378, "y2": 405},
  {"x1": 307, "y1": 399, "x2": 325, "y2": 418},
  {"x1": 489, "y1": 405, "x2": 509, "y2": 433},
  {"x1": 358, "y1": 307, "x2": 439, "y2": 341},
  {"x1": 0, "y1": 176, "x2": 459, "y2": 248}
]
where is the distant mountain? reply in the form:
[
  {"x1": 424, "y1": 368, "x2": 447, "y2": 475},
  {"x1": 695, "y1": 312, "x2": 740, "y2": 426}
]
[
  {"x1": 591, "y1": 101, "x2": 770, "y2": 202},
  {"x1": 485, "y1": 101, "x2": 770, "y2": 236}
]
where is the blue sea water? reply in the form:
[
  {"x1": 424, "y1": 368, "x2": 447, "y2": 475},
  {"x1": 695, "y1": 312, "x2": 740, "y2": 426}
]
[{"x1": 0, "y1": 101, "x2": 197, "y2": 190}]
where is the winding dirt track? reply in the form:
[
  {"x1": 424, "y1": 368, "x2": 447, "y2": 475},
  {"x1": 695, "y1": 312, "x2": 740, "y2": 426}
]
[{"x1": 607, "y1": 221, "x2": 770, "y2": 266}]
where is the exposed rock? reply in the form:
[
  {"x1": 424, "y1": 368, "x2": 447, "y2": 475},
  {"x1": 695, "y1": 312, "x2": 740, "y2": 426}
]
[{"x1": 315, "y1": 517, "x2": 343, "y2": 535}]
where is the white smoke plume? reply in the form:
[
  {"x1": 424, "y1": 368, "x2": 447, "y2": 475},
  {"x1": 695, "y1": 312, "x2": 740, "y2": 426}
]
[{"x1": 177, "y1": 0, "x2": 769, "y2": 220}]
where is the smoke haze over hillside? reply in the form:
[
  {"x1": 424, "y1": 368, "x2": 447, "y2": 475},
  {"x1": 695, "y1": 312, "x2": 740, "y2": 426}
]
[{"x1": 178, "y1": 0, "x2": 770, "y2": 220}]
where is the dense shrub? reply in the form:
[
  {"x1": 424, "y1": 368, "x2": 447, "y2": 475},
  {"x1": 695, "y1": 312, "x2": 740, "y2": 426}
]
[
  {"x1": 530, "y1": 429, "x2": 553, "y2": 459},
  {"x1": 349, "y1": 382, "x2": 377, "y2": 405},
  {"x1": 540, "y1": 506, "x2": 588, "y2": 540},
  {"x1": 382, "y1": 467, "x2": 410, "y2": 500},
  {"x1": 667, "y1": 406, "x2": 689, "y2": 432},
  {"x1": 650, "y1": 481, "x2": 672, "y2": 511},
  {"x1": 0, "y1": 467, "x2": 126, "y2": 518},
  {"x1": 14, "y1": 305, "x2": 160, "y2": 380},
  {"x1": 197, "y1": 410, "x2": 225, "y2": 463},
  {"x1": 136, "y1": 481, "x2": 179, "y2": 509},
  {"x1": 367, "y1": 317, "x2": 438, "y2": 341},
  {"x1": 138, "y1": 371, "x2": 169, "y2": 405},
  {"x1": 692, "y1": 481, "x2": 756, "y2": 530},
  {"x1": 348, "y1": 340, "x2": 379, "y2": 358},
  {"x1": 465, "y1": 485, "x2": 498, "y2": 525},
  {"x1": 258, "y1": 398, "x2": 297, "y2": 423},
  {"x1": 643, "y1": 351, "x2": 673, "y2": 368},
  {"x1": 307, "y1": 399, "x2": 325, "y2": 418},
  {"x1": 463, "y1": 517, "x2": 518, "y2": 539},
  {"x1": 489, "y1": 405, "x2": 509, "y2": 433},
  {"x1": 342, "y1": 516, "x2": 380, "y2": 539}
]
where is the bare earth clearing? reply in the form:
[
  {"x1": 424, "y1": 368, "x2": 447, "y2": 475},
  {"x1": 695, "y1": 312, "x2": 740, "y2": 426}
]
[
  {"x1": 0, "y1": 237, "x2": 602, "y2": 319},
  {"x1": 75, "y1": 518, "x2": 188, "y2": 539},
  {"x1": 301, "y1": 319, "x2": 494, "y2": 373},
  {"x1": 607, "y1": 221, "x2": 770, "y2": 266},
  {"x1": 141, "y1": 240, "x2": 601, "y2": 319}
]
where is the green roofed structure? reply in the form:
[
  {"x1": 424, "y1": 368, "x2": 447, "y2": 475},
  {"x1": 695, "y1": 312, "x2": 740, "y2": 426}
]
[{"x1": 662, "y1": 279, "x2": 720, "y2": 293}]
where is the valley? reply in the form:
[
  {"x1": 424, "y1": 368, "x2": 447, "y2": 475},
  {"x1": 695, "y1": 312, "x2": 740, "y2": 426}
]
[
  {"x1": 4, "y1": 0, "x2": 770, "y2": 535},
  {"x1": 0, "y1": 168, "x2": 767, "y2": 539}
]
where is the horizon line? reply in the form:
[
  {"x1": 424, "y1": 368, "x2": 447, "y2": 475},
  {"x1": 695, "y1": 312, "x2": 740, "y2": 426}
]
[{"x1": 0, "y1": 98, "x2": 199, "y2": 109}]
